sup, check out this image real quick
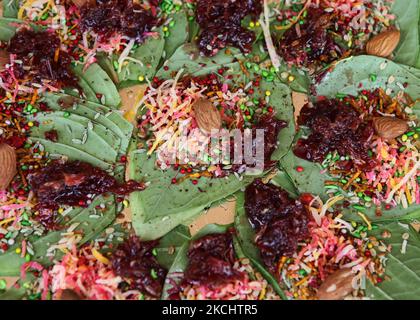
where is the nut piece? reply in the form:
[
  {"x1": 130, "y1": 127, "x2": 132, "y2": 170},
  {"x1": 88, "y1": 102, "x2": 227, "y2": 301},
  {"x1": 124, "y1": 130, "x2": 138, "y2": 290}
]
[
  {"x1": 193, "y1": 98, "x2": 222, "y2": 134},
  {"x1": 366, "y1": 29, "x2": 400, "y2": 58},
  {"x1": 317, "y1": 268, "x2": 354, "y2": 300},
  {"x1": 373, "y1": 116, "x2": 408, "y2": 140},
  {"x1": 0, "y1": 143, "x2": 17, "y2": 190}
]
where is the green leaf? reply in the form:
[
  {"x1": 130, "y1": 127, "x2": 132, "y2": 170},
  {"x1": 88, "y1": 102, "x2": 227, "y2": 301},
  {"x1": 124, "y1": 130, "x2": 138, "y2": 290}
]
[
  {"x1": 155, "y1": 225, "x2": 191, "y2": 270},
  {"x1": 2, "y1": 0, "x2": 19, "y2": 18},
  {"x1": 117, "y1": 32, "x2": 165, "y2": 83},
  {"x1": 0, "y1": 195, "x2": 116, "y2": 277},
  {"x1": 365, "y1": 222, "x2": 420, "y2": 299},
  {"x1": 156, "y1": 43, "x2": 243, "y2": 79},
  {"x1": 161, "y1": 224, "x2": 231, "y2": 300},
  {"x1": 391, "y1": 0, "x2": 420, "y2": 68},
  {"x1": 163, "y1": 10, "x2": 189, "y2": 60},
  {"x1": 73, "y1": 63, "x2": 121, "y2": 108},
  {"x1": 30, "y1": 111, "x2": 119, "y2": 164},
  {"x1": 234, "y1": 191, "x2": 287, "y2": 299},
  {"x1": 316, "y1": 55, "x2": 420, "y2": 99},
  {"x1": 0, "y1": 17, "x2": 22, "y2": 41},
  {"x1": 29, "y1": 111, "x2": 119, "y2": 164},
  {"x1": 128, "y1": 150, "x2": 255, "y2": 240},
  {"x1": 261, "y1": 80, "x2": 295, "y2": 160},
  {"x1": 42, "y1": 92, "x2": 133, "y2": 154}
]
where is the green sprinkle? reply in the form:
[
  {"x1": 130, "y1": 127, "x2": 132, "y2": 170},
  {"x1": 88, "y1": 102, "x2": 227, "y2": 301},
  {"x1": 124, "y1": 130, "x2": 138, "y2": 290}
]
[
  {"x1": 364, "y1": 196, "x2": 372, "y2": 202},
  {"x1": 63, "y1": 111, "x2": 70, "y2": 118},
  {"x1": 0, "y1": 279, "x2": 6, "y2": 290},
  {"x1": 399, "y1": 146, "x2": 407, "y2": 152},
  {"x1": 138, "y1": 293, "x2": 145, "y2": 300},
  {"x1": 357, "y1": 192, "x2": 364, "y2": 198},
  {"x1": 369, "y1": 74, "x2": 377, "y2": 82},
  {"x1": 113, "y1": 61, "x2": 119, "y2": 70},
  {"x1": 352, "y1": 204, "x2": 366, "y2": 211},
  {"x1": 336, "y1": 93, "x2": 347, "y2": 99},
  {"x1": 25, "y1": 254, "x2": 31, "y2": 262},
  {"x1": 26, "y1": 104, "x2": 33, "y2": 111},
  {"x1": 325, "y1": 185, "x2": 339, "y2": 190},
  {"x1": 253, "y1": 65, "x2": 260, "y2": 72},
  {"x1": 245, "y1": 62, "x2": 252, "y2": 69},
  {"x1": 406, "y1": 131, "x2": 415, "y2": 137},
  {"x1": 415, "y1": 127, "x2": 420, "y2": 132},
  {"x1": 298, "y1": 269, "x2": 307, "y2": 276},
  {"x1": 340, "y1": 179, "x2": 348, "y2": 184},
  {"x1": 150, "y1": 269, "x2": 158, "y2": 279},
  {"x1": 262, "y1": 70, "x2": 269, "y2": 77},
  {"x1": 240, "y1": 104, "x2": 246, "y2": 110},
  {"x1": 152, "y1": 248, "x2": 158, "y2": 256},
  {"x1": 169, "y1": 20, "x2": 175, "y2": 28}
]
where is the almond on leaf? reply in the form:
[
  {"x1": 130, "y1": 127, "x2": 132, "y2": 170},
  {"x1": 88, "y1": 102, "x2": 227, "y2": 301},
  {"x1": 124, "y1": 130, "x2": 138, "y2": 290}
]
[
  {"x1": 0, "y1": 143, "x2": 17, "y2": 190},
  {"x1": 373, "y1": 116, "x2": 408, "y2": 140},
  {"x1": 193, "y1": 98, "x2": 222, "y2": 134},
  {"x1": 316, "y1": 268, "x2": 354, "y2": 300},
  {"x1": 366, "y1": 29, "x2": 400, "y2": 58}
]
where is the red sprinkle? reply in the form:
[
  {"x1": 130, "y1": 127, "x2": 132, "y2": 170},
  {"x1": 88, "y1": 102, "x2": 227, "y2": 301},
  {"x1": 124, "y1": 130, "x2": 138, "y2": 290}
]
[
  {"x1": 192, "y1": 180, "x2": 198, "y2": 185},
  {"x1": 171, "y1": 178, "x2": 177, "y2": 184},
  {"x1": 296, "y1": 166, "x2": 304, "y2": 172},
  {"x1": 120, "y1": 155, "x2": 127, "y2": 163}
]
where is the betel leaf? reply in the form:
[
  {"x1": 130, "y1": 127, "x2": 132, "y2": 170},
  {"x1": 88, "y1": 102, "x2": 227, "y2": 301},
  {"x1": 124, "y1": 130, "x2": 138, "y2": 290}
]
[
  {"x1": 155, "y1": 225, "x2": 191, "y2": 270},
  {"x1": 0, "y1": 195, "x2": 116, "y2": 277},
  {"x1": 261, "y1": 80, "x2": 295, "y2": 160},
  {"x1": 161, "y1": 224, "x2": 230, "y2": 300},
  {"x1": 365, "y1": 222, "x2": 420, "y2": 299},
  {"x1": 315, "y1": 55, "x2": 420, "y2": 99},
  {"x1": 117, "y1": 31, "x2": 165, "y2": 83},
  {"x1": 0, "y1": 17, "x2": 22, "y2": 41},
  {"x1": 391, "y1": 0, "x2": 420, "y2": 68},
  {"x1": 29, "y1": 111, "x2": 119, "y2": 164},
  {"x1": 72, "y1": 63, "x2": 121, "y2": 108},
  {"x1": 1, "y1": 0, "x2": 19, "y2": 18},
  {"x1": 234, "y1": 191, "x2": 287, "y2": 299},
  {"x1": 155, "y1": 42, "x2": 244, "y2": 79},
  {"x1": 128, "y1": 150, "x2": 256, "y2": 240},
  {"x1": 162, "y1": 10, "x2": 189, "y2": 61},
  {"x1": 41, "y1": 92, "x2": 133, "y2": 155}
]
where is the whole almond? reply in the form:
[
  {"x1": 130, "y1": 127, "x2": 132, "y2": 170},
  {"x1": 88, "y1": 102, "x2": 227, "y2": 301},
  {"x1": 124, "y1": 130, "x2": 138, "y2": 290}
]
[
  {"x1": 0, "y1": 143, "x2": 17, "y2": 190},
  {"x1": 373, "y1": 116, "x2": 408, "y2": 140},
  {"x1": 193, "y1": 98, "x2": 222, "y2": 134},
  {"x1": 366, "y1": 29, "x2": 400, "y2": 58},
  {"x1": 317, "y1": 268, "x2": 354, "y2": 300}
]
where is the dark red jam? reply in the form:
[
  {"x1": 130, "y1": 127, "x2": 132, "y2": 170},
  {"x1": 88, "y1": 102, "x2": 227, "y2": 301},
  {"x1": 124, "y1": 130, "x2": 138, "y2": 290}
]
[
  {"x1": 7, "y1": 29, "x2": 78, "y2": 88},
  {"x1": 278, "y1": 8, "x2": 340, "y2": 67},
  {"x1": 183, "y1": 231, "x2": 244, "y2": 287},
  {"x1": 196, "y1": 0, "x2": 262, "y2": 56},
  {"x1": 28, "y1": 161, "x2": 145, "y2": 210},
  {"x1": 79, "y1": 0, "x2": 159, "y2": 43},
  {"x1": 44, "y1": 130, "x2": 59, "y2": 142},
  {"x1": 111, "y1": 236, "x2": 166, "y2": 298},
  {"x1": 245, "y1": 179, "x2": 309, "y2": 272},
  {"x1": 293, "y1": 98, "x2": 376, "y2": 171}
]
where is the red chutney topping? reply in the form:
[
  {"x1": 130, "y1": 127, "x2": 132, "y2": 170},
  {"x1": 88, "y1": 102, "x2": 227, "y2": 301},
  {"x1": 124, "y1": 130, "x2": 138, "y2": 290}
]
[
  {"x1": 278, "y1": 8, "x2": 339, "y2": 67},
  {"x1": 245, "y1": 179, "x2": 309, "y2": 273},
  {"x1": 111, "y1": 236, "x2": 166, "y2": 298},
  {"x1": 79, "y1": 0, "x2": 159, "y2": 43},
  {"x1": 183, "y1": 231, "x2": 244, "y2": 287},
  {"x1": 28, "y1": 160, "x2": 145, "y2": 210},
  {"x1": 196, "y1": 0, "x2": 262, "y2": 56},
  {"x1": 293, "y1": 98, "x2": 377, "y2": 171},
  {"x1": 7, "y1": 29, "x2": 78, "y2": 88}
]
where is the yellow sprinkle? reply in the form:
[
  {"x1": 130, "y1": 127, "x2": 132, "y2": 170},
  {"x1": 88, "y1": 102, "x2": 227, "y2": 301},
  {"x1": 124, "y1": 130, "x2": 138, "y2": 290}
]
[
  {"x1": 293, "y1": 292, "x2": 299, "y2": 298},
  {"x1": 0, "y1": 217, "x2": 16, "y2": 226},
  {"x1": 255, "y1": 21, "x2": 260, "y2": 27},
  {"x1": 367, "y1": 243, "x2": 373, "y2": 249},
  {"x1": 138, "y1": 75, "x2": 145, "y2": 82},
  {"x1": 288, "y1": 75, "x2": 295, "y2": 82},
  {"x1": 249, "y1": 22, "x2": 255, "y2": 28},
  {"x1": 258, "y1": 286, "x2": 266, "y2": 300},
  {"x1": 27, "y1": 122, "x2": 34, "y2": 127},
  {"x1": 123, "y1": 200, "x2": 129, "y2": 207},
  {"x1": 92, "y1": 248, "x2": 110, "y2": 265},
  {"x1": 163, "y1": 26, "x2": 168, "y2": 32},
  {"x1": 265, "y1": 90, "x2": 271, "y2": 96},
  {"x1": 357, "y1": 211, "x2": 372, "y2": 230},
  {"x1": 414, "y1": 134, "x2": 419, "y2": 139},
  {"x1": 15, "y1": 248, "x2": 21, "y2": 254},
  {"x1": 377, "y1": 183, "x2": 383, "y2": 192},
  {"x1": 58, "y1": 208, "x2": 64, "y2": 214}
]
